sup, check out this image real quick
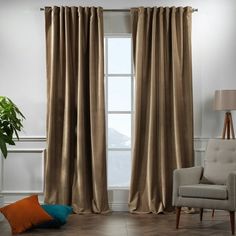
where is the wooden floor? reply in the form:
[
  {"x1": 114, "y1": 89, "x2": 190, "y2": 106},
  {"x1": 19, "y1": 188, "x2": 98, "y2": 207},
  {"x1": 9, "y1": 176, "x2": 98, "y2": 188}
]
[{"x1": 0, "y1": 211, "x2": 233, "y2": 235}]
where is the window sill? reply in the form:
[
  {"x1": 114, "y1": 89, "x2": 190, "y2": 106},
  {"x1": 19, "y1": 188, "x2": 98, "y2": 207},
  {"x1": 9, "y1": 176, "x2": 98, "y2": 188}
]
[{"x1": 108, "y1": 187, "x2": 129, "y2": 190}]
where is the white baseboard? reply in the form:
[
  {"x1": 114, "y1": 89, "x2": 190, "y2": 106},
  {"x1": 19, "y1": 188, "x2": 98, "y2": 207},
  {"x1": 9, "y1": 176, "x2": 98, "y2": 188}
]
[{"x1": 109, "y1": 202, "x2": 129, "y2": 211}]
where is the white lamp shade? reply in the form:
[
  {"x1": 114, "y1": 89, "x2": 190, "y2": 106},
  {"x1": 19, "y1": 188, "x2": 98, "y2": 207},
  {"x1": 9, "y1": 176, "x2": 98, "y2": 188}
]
[{"x1": 214, "y1": 90, "x2": 236, "y2": 111}]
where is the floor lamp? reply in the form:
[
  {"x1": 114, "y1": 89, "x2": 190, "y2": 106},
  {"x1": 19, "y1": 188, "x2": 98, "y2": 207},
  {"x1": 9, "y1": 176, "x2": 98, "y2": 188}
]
[{"x1": 214, "y1": 90, "x2": 236, "y2": 139}]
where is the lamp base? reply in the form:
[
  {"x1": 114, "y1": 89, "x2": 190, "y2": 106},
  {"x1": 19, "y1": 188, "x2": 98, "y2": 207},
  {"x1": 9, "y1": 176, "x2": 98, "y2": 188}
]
[{"x1": 222, "y1": 112, "x2": 235, "y2": 139}]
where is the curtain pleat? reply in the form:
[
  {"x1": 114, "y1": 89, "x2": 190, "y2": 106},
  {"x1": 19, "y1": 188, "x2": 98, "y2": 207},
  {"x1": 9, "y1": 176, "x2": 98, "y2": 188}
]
[
  {"x1": 44, "y1": 6, "x2": 109, "y2": 213},
  {"x1": 129, "y1": 7, "x2": 193, "y2": 213}
]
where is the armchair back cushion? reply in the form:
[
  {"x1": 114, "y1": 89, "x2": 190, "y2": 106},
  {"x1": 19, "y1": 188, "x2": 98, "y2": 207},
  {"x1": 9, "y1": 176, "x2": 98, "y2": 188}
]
[{"x1": 202, "y1": 139, "x2": 236, "y2": 185}]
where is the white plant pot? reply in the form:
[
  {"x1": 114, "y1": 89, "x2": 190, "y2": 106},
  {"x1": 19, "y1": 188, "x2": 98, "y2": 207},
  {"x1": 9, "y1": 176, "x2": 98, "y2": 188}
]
[{"x1": 0, "y1": 194, "x2": 4, "y2": 221}]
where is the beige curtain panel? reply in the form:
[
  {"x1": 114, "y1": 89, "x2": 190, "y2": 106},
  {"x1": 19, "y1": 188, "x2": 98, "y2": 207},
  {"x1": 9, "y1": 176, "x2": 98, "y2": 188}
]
[
  {"x1": 129, "y1": 7, "x2": 194, "y2": 214},
  {"x1": 44, "y1": 6, "x2": 109, "y2": 213}
]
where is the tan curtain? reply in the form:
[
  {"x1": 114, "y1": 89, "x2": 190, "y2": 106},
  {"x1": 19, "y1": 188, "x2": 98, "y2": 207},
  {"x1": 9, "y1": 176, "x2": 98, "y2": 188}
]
[
  {"x1": 129, "y1": 7, "x2": 193, "y2": 214},
  {"x1": 44, "y1": 6, "x2": 109, "y2": 213}
]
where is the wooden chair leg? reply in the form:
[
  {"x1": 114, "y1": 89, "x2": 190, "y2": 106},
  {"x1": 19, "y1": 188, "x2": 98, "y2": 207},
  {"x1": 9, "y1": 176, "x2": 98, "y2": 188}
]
[
  {"x1": 230, "y1": 211, "x2": 235, "y2": 235},
  {"x1": 212, "y1": 209, "x2": 215, "y2": 218},
  {"x1": 200, "y1": 208, "x2": 203, "y2": 221},
  {"x1": 176, "y1": 207, "x2": 181, "y2": 229}
]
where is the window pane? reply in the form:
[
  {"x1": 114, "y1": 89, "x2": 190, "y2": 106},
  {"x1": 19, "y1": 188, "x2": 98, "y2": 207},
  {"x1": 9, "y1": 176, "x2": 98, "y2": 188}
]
[
  {"x1": 108, "y1": 114, "x2": 131, "y2": 148},
  {"x1": 108, "y1": 38, "x2": 131, "y2": 74},
  {"x1": 108, "y1": 76, "x2": 131, "y2": 111},
  {"x1": 108, "y1": 151, "x2": 131, "y2": 187}
]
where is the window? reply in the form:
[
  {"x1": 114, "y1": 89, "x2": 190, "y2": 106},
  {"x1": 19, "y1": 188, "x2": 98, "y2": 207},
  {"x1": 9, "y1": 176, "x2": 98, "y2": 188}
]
[{"x1": 104, "y1": 36, "x2": 134, "y2": 188}]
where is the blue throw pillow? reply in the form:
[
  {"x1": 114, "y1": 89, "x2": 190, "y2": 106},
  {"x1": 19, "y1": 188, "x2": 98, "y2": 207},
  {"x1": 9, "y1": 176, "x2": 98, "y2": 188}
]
[{"x1": 38, "y1": 205, "x2": 73, "y2": 228}]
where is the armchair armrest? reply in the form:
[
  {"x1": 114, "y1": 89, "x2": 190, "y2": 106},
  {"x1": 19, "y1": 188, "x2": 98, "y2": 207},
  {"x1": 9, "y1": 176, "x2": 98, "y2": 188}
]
[
  {"x1": 172, "y1": 166, "x2": 203, "y2": 206},
  {"x1": 227, "y1": 171, "x2": 236, "y2": 210}
]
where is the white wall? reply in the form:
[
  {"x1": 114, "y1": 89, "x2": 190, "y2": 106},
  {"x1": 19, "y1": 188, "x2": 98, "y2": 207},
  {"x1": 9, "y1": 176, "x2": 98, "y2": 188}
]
[{"x1": 0, "y1": 0, "x2": 236, "y2": 210}]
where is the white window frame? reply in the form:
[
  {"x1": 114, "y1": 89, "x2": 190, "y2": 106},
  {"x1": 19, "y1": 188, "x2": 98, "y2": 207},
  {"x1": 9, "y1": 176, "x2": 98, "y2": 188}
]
[{"x1": 104, "y1": 34, "x2": 134, "y2": 189}]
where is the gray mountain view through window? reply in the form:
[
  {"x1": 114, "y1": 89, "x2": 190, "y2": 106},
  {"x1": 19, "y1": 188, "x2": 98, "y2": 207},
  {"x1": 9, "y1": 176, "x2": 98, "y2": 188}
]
[{"x1": 108, "y1": 128, "x2": 131, "y2": 148}]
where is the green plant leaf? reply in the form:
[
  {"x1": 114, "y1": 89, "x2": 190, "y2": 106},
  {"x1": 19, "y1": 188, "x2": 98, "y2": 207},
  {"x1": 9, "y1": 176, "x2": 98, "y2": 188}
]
[
  {"x1": 0, "y1": 138, "x2": 7, "y2": 158},
  {"x1": 2, "y1": 134, "x2": 15, "y2": 145},
  {"x1": 0, "y1": 96, "x2": 25, "y2": 158}
]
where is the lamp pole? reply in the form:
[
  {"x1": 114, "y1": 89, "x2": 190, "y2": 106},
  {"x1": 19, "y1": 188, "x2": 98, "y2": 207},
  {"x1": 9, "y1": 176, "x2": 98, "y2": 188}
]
[{"x1": 222, "y1": 111, "x2": 235, "y2": 139}]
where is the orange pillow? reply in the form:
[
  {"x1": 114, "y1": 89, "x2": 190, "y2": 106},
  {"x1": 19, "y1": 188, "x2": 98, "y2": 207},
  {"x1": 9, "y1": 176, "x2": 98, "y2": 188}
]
[{"x1": 0, "y1": 195, "x2": 53, "y2": 234}]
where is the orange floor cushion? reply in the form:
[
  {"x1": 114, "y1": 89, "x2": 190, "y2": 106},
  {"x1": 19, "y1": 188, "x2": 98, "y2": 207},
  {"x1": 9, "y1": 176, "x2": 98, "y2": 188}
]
[{"x1": 0, "y1": 195, "x2": 53, "y2": 234}]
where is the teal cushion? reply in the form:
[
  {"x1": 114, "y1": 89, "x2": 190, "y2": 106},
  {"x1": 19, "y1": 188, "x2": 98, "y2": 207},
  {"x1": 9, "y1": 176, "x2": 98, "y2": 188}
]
[{"x1": 38, "y1": 205, "x2": 73, "y2": 228}]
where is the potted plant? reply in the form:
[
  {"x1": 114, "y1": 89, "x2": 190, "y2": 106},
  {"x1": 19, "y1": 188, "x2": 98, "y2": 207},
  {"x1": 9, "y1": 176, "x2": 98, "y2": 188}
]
[{"x1": 0, "y1": 96, "x2": 25, "y2": 219}]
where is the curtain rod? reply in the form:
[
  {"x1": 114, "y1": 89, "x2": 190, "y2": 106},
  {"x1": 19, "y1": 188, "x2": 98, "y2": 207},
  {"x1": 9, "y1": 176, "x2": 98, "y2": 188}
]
[{"x1": 40, "y1": 8, "x2": 198, "y2": 13}]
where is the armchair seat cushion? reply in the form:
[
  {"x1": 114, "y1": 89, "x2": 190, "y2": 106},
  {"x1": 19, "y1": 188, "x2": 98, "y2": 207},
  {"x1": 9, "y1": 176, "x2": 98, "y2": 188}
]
[{"x1": 179, "y1": 184, "x2": 228, "y2": 200}]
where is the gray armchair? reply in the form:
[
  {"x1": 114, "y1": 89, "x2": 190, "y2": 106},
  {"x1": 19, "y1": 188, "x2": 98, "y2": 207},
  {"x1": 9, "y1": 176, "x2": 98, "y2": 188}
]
[{"x1": 173, "y1": 139, "x2": 236, "y2": 234}]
